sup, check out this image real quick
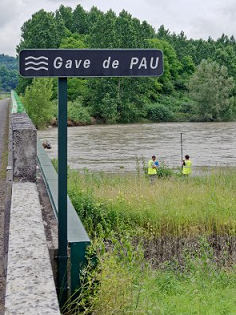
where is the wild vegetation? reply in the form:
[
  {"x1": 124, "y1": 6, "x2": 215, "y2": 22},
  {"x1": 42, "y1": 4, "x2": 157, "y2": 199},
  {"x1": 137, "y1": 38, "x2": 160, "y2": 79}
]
[
  {"x1": 67, "y1": 167, "x2": 236, "y2": 239},
  {"x1": 13, "y1": 5, "x2": 236, "y2": 126},
  {"x1": 59, "y1": 167, "x2": 236, "y2": 314},
  {"x1": 21, "y1": 78, "x2": 54, "y2": 129}
]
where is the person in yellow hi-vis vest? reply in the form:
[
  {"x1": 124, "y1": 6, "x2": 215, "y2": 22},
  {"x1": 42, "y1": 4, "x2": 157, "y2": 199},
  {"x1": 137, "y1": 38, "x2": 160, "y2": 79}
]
[
  {"x1": 182, "y1": 154, "x2": 192, "y2": 175},
  {"x1": 148, "y1": 155, "x2": 158, "y2": 184}
]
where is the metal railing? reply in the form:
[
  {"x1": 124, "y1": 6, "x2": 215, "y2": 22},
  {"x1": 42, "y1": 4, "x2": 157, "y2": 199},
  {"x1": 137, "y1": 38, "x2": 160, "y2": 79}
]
[
  {"x1": 11, "y1": 90, "x2": 25, "y2": 113},
  {"x1": 37, "y1": 138, "x2": 91, "y2": 296}
]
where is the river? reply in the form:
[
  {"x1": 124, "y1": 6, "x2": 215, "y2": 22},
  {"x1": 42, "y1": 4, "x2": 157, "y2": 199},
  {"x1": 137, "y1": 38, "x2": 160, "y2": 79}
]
[{"x1": 38, "y1": 122, "x2": 236, "y2": 173}]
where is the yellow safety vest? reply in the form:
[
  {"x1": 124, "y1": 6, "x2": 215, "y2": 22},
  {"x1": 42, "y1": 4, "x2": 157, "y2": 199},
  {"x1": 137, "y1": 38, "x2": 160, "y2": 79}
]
[
  {"x1": 148, "y1": 159, "x2": 157, "y2": 175},
  {"x1": 182, "y1": 159, "x2": 192, "y2": 175}
]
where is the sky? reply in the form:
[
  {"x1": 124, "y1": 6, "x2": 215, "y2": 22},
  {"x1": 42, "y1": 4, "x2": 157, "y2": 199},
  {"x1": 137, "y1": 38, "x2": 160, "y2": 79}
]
[{"x1": 1, "y1": 0, "x2": 236, "y2": 57}]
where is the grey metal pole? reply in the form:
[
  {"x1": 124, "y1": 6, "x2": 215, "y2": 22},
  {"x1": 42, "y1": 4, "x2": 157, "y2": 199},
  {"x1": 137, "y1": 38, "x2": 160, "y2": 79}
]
[
  {"x1": 58, "y1": 77, "x2": 68, "y2": 307},
  {"x1": 180, "y1": 132, "x2": 183, "y2": 168}
]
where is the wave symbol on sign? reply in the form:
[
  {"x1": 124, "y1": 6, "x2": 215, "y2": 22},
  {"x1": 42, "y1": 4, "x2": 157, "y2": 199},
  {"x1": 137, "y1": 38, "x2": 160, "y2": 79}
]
[{"x1": 25, "y1": 56, "x2": 49, "y2": 71}]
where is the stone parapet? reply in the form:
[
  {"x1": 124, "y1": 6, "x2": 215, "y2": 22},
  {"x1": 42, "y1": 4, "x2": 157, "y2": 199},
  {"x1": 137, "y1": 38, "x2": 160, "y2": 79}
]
[
  {"x1": 11, "y1": 113, "x2": 36, "y2": 182},
  {"x1": 5, "y1": 182, "x2": 60, "y2": 315}
]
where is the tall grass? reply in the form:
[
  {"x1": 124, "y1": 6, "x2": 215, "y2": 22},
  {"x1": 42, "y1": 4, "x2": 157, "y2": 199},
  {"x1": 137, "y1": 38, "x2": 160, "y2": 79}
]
[
  {"x1": 64, "y1": 234, "x2": 236, "y2": 315},
  {"x1": 68, "y1": 168, "x2": 236, "y2": 238},
  {"x1": 64, "y1": 168, "x2": 236, "y2": 314}
]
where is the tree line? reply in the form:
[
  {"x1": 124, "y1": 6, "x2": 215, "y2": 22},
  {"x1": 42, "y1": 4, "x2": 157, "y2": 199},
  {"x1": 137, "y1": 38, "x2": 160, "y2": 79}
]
[
  {"x1": 0, "y1": 54, "x2": 18, "y2": 92},
  {"x1": 14, "y1": 5, "x2": 236, "y2": 128}
]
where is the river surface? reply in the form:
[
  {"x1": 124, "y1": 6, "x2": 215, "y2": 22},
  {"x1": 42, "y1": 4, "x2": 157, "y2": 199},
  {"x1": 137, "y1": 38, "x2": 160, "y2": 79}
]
[{"x1": 38, "y1": 122, "x2": 236, "y2": 173}]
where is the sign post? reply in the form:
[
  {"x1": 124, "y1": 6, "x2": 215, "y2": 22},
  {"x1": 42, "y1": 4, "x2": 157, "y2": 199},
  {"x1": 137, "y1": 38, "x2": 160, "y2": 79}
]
[
  {"x1": 19, "y1": 48, "x2": 164, "y2": 307},
  {"x1": 58, "y1": 77, "x2": 68, "y2": 306}
]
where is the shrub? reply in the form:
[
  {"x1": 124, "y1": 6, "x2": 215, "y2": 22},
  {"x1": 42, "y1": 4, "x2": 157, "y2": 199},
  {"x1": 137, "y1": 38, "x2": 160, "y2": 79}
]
[
  {"x1": 146, "y1": 103, "x2": 174, "y2": 122},
  {"x1": 157, "y1": 162, "x2": 173, "y2": 177},
  {"x1": 22, "y1": 78, "x2": 54, "y2": 129},
  {"x1": 68, "y1": 99, "x2": 91, "y2": 125}
]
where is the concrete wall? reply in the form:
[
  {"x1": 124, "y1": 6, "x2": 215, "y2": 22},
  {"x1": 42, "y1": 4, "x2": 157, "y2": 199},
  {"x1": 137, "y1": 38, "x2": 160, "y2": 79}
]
[
  {"x1": 5, "y1": 183, "x2": 60, "y2": 315},
  {"x1": 5, "y1": 113, "x2": 60, "y2": 314},
  {"x1": 11, "y1": 113, "x2": 36, "y2": 182}
]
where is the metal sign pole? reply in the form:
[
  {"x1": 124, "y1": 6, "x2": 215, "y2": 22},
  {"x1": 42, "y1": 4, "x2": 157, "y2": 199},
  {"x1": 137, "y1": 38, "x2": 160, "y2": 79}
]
[
  {"x1": 58, "y1": 77, "x2": 68, "y2": 306},
  {"x1": 18, "y1": 49, "x2": 164, "y2": 308}
]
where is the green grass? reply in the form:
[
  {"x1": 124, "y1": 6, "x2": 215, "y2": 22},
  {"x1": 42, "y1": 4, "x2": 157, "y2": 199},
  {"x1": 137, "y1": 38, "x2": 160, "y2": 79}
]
[
  {"x1": 68, "y1": 168, "x2": 236, "y2": 237},
  {"x1": 64, "y1": 168, "x2": 236, "y2": 315},
  {"x1": 64, "y1": 234, "x2": 236, "y2": 315},
  {"x1": 145, "y1": 268, "x2": 236, "y2": 315}
]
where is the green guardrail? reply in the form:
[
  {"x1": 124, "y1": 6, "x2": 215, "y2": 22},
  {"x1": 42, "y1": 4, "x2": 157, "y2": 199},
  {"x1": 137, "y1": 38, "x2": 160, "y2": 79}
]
[
  {"x1": 37, "y1": 138, "x2": 91, "y2": 297},
  {"x1": 11, "y1": 90, "x2": 25, "y2": 113}
]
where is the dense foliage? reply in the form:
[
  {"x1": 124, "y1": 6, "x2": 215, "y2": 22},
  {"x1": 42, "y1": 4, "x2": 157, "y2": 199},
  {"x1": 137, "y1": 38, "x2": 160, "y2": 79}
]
[
  {"x1": 15, "y1": 5, "x2": 236, "y2": 124},
  {"x1": 188, "y1": 60, "x2": 235, "y2": 121},
  {"x1": 22, "y1": 78, "x2": 54, "y2": 129},
  {"x1": 0, "y1": 54, "x2": 18, "y2": 92}
]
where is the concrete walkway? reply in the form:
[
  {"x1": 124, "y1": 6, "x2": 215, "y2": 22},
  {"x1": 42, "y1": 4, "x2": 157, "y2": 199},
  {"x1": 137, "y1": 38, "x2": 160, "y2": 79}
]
[{"x1": 0, "y1": 99, "x2": 9, "y2": 315}]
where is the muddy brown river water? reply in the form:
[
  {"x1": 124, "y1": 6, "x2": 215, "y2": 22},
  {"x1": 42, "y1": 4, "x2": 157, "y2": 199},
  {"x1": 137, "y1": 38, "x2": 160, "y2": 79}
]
[{"x1": 38, "y1": 122, "x2": 236, "y2": 173}]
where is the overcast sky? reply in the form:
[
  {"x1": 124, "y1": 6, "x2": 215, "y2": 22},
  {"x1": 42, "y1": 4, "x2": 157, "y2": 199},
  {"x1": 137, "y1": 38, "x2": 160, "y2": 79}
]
[{"x1": 1, "y1": 0, "x2": 236, "y2": 57}]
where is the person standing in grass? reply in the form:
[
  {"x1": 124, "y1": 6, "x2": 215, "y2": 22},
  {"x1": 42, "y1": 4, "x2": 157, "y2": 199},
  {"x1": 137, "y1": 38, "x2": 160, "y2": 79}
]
[
  {"x1": 182, "y1": 154, "x2": 192, "y2": 175},
  {"x1": 148, "y1": 155, "x2": 158, "y2": 184}
]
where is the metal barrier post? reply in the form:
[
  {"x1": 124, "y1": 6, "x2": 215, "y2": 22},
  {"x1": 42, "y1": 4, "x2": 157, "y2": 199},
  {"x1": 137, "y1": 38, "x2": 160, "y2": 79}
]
[{"x1": 70, "y1": 242, "x2": 90, "y2": 298}]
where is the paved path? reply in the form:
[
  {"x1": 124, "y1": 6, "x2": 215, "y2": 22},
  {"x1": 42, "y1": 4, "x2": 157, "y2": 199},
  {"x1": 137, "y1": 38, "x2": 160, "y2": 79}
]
[{"x1": 0, "y1": 99, "x2": 9, "y2": 315}]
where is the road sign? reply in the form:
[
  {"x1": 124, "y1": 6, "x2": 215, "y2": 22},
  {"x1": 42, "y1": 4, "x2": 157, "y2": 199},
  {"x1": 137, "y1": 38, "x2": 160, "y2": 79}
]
[
  {"x1": 19, "y1": 48, "x2": 164, "y2": 305},
  {"x1": 19, "y1": 49, "x2": 163, "y2": 78}
]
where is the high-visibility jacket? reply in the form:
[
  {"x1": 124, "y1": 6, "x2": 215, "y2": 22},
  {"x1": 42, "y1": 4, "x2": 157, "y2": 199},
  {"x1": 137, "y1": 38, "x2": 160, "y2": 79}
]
[
  {"x1": 182, "y1": 159, "x2": 192, "y2": 175},
  {"x1": 148, "y1": 159, "x2": 157, "y2": 175}
]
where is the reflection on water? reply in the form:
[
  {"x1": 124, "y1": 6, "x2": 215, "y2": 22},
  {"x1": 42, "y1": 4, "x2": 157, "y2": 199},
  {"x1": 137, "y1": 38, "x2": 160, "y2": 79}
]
[{"x1": 38, "y1": 122, "x2": 236, "y2": 173}]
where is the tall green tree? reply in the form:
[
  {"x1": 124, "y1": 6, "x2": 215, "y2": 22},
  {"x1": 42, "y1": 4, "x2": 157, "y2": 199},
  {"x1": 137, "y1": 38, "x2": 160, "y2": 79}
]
[
  {"x1": 17, "y1": 9, "x2": 67, "y2": 53},
  {"x1": 87, "y1": 6, "x2": 104, "y2": 33},
  {"x1": 85, "y1": 78, "x2": 119, "y2": 122},
  {"x1": 115, "y1": 10, "x2": 140, "y2": 48},
  {"x1": 16, "y1": 9, "x2": 69, "y2": 94},
  {"x1": 157, "y1": 25, "x2": 171, "y2": 40},
  {"x1": 214, "y1": 46, "x2": 236, "y2": 81},
  {"x1": 145, "y1": 38, "x2": 181, "y2": 92},
  {"x1": 176, "y1": 55, "x2": 195, "y2": 90},
  {"x1": 55, "y1": 5, "x2": 74, "y2": 33},
  {"x1": 188, "y1": 60, "x2": 235, "y2": 121},
  {"x1": 139, "y1": 21, "x2": 155, "y2": 44},
  {"x1": 72, "y1": 4, "x2": 89, "y2": 34},
  {"x1": 22, "y1": 78, "x2": 54, "y2": 129},
  {"x1": 89, "y1": 9, "x2": 116, "y2": 48}
]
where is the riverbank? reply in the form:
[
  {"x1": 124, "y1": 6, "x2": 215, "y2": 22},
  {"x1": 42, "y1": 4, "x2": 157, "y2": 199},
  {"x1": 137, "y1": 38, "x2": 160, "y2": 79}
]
[{"x1": 62, "y1": 167, "x2": 236, "y2": 314}]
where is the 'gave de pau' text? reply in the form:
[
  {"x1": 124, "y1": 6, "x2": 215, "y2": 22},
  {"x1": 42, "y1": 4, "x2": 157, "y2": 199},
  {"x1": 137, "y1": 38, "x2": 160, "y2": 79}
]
[{"x1": 53, "y1": 56, "x2": 160, "y2": 70}]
